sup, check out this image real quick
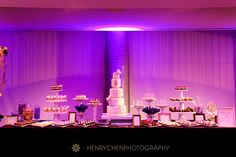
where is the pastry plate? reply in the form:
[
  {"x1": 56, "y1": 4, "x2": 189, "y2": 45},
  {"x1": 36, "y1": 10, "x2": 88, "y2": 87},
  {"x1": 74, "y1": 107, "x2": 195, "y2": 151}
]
[{"x1": 73, "y1": 98, "x2": 89, "y2": 101}]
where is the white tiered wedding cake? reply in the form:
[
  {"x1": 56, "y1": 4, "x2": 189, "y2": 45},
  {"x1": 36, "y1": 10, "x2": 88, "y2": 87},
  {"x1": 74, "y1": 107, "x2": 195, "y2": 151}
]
[
  {"x1": 102, "y1": 69, "x2": 132, "y2": 123},
  {"x1": 106, "y1": 69, "x2": 127, "y2": 116}
]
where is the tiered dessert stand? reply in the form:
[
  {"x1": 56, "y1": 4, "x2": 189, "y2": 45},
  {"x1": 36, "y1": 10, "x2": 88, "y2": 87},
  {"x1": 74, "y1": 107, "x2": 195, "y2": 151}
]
[
  {"x1": 170, "y1": 87, "x2": 194, "y2": 120},
  {"x1": 88, "y1": 100, "x2": 102, "y2": 122},
  {"x1": 45, "y1": 88, "x2": 68, "y2": 121},
  {"x1": 73, "y1": 96, "x2": 89, "y2": 120}
]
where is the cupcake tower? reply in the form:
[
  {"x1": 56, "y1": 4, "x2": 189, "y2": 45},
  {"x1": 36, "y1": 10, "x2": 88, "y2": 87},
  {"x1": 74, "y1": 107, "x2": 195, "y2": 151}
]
[
  {"x1": 44, "y1": 84, "x2": 68, "y2": 121},
  {"x1": 169, "y1": 86, "x2": 194, "y2": 120}
]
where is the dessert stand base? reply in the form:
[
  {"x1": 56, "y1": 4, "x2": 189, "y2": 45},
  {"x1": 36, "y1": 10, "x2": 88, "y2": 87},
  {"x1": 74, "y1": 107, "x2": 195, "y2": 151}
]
[
  {"x1": 171, "y1": 112, "x2": 195, "y2": 121},
  {"x1": 53, "y1": 114, "x2": 61, "y2": 121}
]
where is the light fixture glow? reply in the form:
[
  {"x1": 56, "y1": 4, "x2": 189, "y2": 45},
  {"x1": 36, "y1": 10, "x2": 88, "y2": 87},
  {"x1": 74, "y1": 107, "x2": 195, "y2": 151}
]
[{"x1": 95, "y1": 27, "x2": 142, "y2": 31}]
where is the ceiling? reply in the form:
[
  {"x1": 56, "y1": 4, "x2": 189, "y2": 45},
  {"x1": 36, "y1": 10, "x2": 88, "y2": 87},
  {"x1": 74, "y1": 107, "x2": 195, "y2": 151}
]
[{"x1": 1, "y1": 0, "x2": 236, "y2": 30}]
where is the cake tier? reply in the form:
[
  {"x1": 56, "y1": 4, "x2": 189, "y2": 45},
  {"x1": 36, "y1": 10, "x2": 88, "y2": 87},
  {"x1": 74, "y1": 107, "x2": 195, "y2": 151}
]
[
  {"x1": 110, "y1": 88, "x2": 123, "y2": 98},
  {"x1": 107, "y1": 105, "x2": 127, "y2": 116},
  {"x1": 111, "y1": 79, "x2": 121, "y2": 88},
  {"x1": 108, "y1": 98, "x2": 124, "y2": 107}
]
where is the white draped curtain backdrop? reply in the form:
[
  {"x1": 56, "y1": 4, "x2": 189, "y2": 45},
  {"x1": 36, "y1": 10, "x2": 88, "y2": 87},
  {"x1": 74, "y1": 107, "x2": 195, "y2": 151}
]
[
  {"x1": 128, "y1": 31, "x2": 235, "y2": 115},
  {"x1": 0, "y1": 30, "x2": 235, "y2": 120},
  {"x1": 0, "y1": 31, "x2": 106, "y2": 120},
  {"x1": 0, "y1": 31, "x2": 106, "y2": 87}
]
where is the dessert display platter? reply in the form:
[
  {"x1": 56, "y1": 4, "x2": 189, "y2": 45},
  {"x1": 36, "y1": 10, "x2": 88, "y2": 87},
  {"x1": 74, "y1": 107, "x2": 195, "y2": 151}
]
[
  {"x1": 142, "y1": 94, "x2": 157, "y2": 106},
  {"x1": 44, "y1": 84, "x2": 68, "y2": 121},
  {"x1": 169, "y1": 86, "x2": 195, "y2": 120},
  {"x1": 73, "y1": 95, "x2": 89, "y2": 102}
]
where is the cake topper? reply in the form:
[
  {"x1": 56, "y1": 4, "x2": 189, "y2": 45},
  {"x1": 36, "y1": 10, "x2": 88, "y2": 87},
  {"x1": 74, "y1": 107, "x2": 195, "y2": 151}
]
[{"x1": 112, "y1": 69, "x2": 121, "y2": 79}]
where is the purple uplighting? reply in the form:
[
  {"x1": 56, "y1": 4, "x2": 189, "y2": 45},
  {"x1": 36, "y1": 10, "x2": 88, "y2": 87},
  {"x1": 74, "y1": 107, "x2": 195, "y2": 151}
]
[
  {"x1": 1, "y1": 1, "x2": 236, "y2": 156},
  {"x1": 0, "y1": 0, "x2": 236, "y2": 129}
]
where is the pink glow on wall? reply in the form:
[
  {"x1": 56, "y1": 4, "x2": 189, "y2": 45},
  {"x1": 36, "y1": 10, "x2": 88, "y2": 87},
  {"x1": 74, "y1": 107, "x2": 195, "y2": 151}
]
[
  {"x1": 95, "y1": 26, "x2": 142, "y2": 31},
  {"x1": 1, "y1": 0, "x2": 236, "y2": 9}
]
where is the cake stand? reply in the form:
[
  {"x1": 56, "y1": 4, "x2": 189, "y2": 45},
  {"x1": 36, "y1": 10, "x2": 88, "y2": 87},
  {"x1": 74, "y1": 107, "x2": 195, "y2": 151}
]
[
  {"x1": 155, "y1": 104, "x2": 168, "y2": 113},
  {"x1": 77, "y1": 112, "x2": 85, "y2": 121},
  {"x1": 142, "y1": 97, "x2": 157, "y2": 106},
  {"x1": 155, "y1": 99, "x2": 169, "y2": 113},
  {"x1": 146, "y1": 114, "x2": 155, "y2": 122},
  {"x1": 73, "y1": 97, "x2": 89, "y2": 104},
  {"x1": 170, "y1": 88, "x2": 194, "y2": 120},
  {"x1": 177, "y1": 99, "x2": 194, "y2": 121},
  {"x1": 88, "y1": 102, "x2": 102, "y2": 121},
  {"x1": 73, "y1": 97, "x2": 89, "y2": 121},
  {"x1": 131, "y1": 105, "x2": 144, "y2": 115},
  {"x1": 45, "y1": 89, "x2": 68, "y2": 121},
  {"x1": 46, "y1": 111, "x2": 68, "y2": 121}
]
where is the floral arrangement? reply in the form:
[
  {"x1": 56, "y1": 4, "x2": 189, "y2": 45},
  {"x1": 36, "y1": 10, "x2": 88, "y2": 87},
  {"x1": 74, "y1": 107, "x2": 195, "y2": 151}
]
[
  {"x1": 205, "y1": 101, "x2": 217, "y2": 122},
  {"x1": 142, "y1": 106, "x2": 160, "y2": 115},
  {"x1": 0, "y1": 45, "x2": 8, "y2": 96},
  {"x1": 75, "y1": 104, "x2": 88, "y2": 113},
  {"x1": 0, "y1": 46, "x2": 8, "y2": 57}
]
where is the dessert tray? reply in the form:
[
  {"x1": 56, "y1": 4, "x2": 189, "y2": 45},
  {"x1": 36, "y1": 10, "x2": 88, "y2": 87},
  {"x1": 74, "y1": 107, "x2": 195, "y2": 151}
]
[
  {"x1": 53, "y1": 121, "x2": 76, "y2": 127},
  {"x1": 194, "y1": 120, "x2": 218, "y2": 127},
  {"x1": 73, "y1": 95, "x2": 89, "y2": 101},
  {"x1": 176, "y1": 120, "x2": 200, "y2": 127},
  {"x1": 170, "y1": 97, "x2": 193, "y2": 102},
  {"x1": 73, "y1": 98, "x2": 89, "y2": 101},
  {"x1": 14, "y1": 120, "x2": 37, "y2": 127},
  {"x1": 159, "y1": 121, "x2": 181, "y2": 127},
  {"x1": 88, "y1": 99, "x2": 102, "y2": 106},
  {"x1": 97, "y1": 121, "x2": 112, "y2": 128},
  {"x1": 141, "y1": 120, "x2": 162, "y2": 128},
  {"x1": 77, "y1": 120, "x2": 96, "y2": 127},
  {"x1": 30, "y1": 121, "x2": 56, "y2": 127},
  {"x1": 158, "y1": 120, "x2": 217, "y2": 128},
  {"x1": 46, "y1": 100, "x2": 67, "y2": 103},
  {"x1": 169, "y1": 107, "x2": 194, "y2": 112}
]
